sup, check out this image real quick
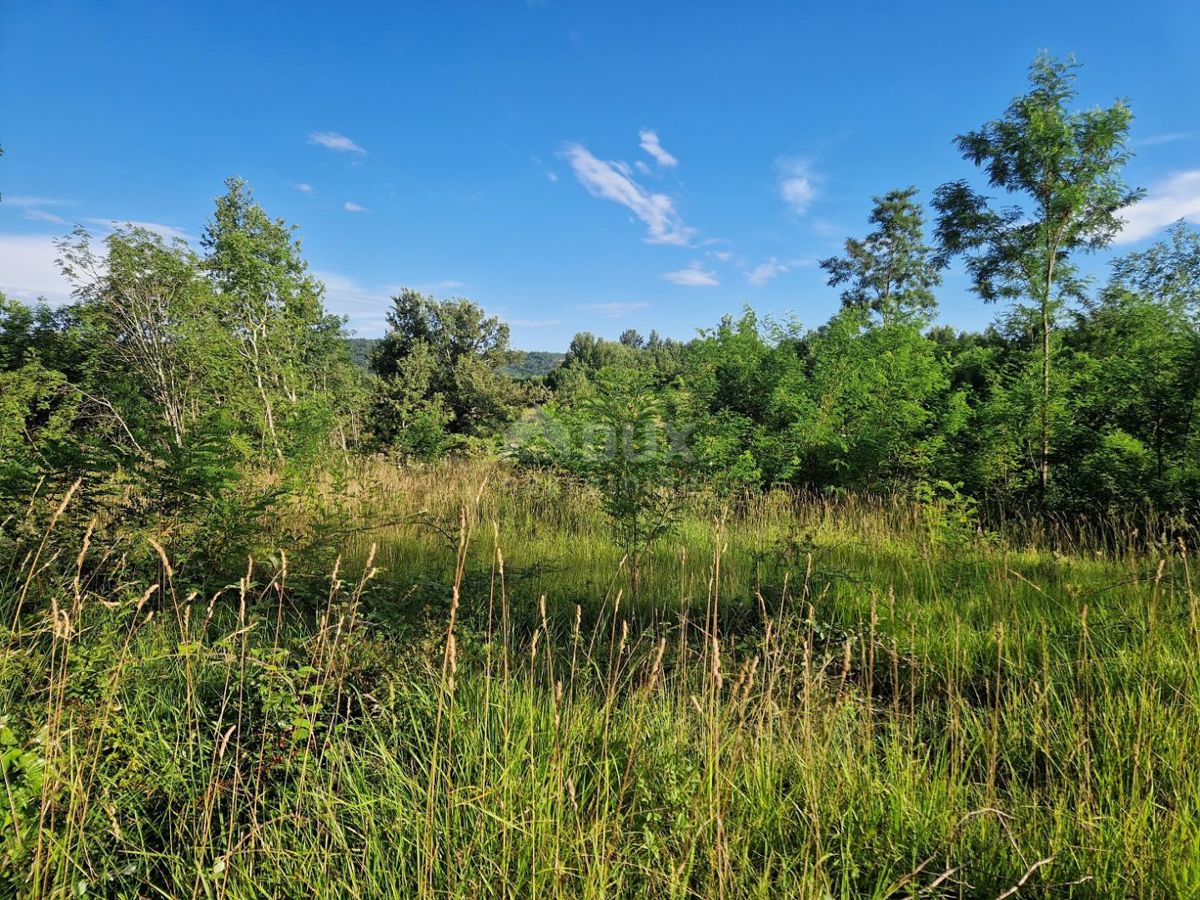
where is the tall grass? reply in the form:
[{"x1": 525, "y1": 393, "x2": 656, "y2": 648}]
[{"x1": 3, "y1": 459, "x2": 1199, "y2": 897}]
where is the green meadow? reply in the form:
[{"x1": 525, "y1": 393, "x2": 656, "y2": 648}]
[{"x1": 4, "y1": 461, "x2": 1198, "y2": 898}]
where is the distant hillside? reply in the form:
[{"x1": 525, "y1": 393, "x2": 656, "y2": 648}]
[
  {"x1": 344, "y1": 339, "x2": 562, "y2": 379},
  {"x1": 500, "y1": 351, "x2": 565, "y2": 379},
  {"x1": 345, "y1": 338, "x2": 380, "y2": 369}
]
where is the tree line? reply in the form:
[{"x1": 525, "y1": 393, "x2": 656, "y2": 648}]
[{"x1": 2, "y1": 53, "x2": 1198, "y2": 568}]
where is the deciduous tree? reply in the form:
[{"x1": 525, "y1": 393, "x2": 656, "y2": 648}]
[
  {"x1": 934, "y1": 53, "x2": 1141, "y2": 500},
  {"x1": 820, "y1": 187, "x2": 943, "y2": 326}
]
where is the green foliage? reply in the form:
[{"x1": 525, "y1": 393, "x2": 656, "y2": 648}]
[
  {"x1": 0, "y1": 360, "x2": 80, "y2": 498},
  {"x1": 1055, "y1": 281, "x2": 1200, "y2": 513},
  {"x1": 1, "y1": 181, "x2": 362, "y2": 589},
  {"x1": 514, "y1": 369, "x2": 695, "y2": 594},
  {"x1": 8, "y1": 52, "x2": 1200, "y2": 896},
  {"x1": 781, "y1": 310, "x2": 958, "y2": 488},
  {"x1": 546, "y1": 329, "x2": 688, "y2": 399},
  {"x1": 59, "y1": 225, "x2": 224, "y2": 451},
  {"x1": 934, "y1": 54, "x2": 1140, "y2": 306},
  {"x1": 368, "y1": 339, "x2": 454, "y2": 459},
  {"x1": 914, "y1": 478, "x2": 980, "y2": 549},
  {"x1": 370, "y1": 289, "x2": 521, "y2": 450},
  {"x1": 575, "y1": 368, "x2": 692, "y2": 559},
  {"x1": 934, "y1": 52, "x2": 1142, "y2": 498},
  {"x1": 202, "y1": 177, "x2": 356, "y2": 462},
  {"x1": 499, "y1": 350, "x2": 565, "y2": 379},
  {"x1": 0, "y1": 295, "x2": 84, "y2": 499},
  {"x1": 820, "y1": 186, "x2": 943, "y2": 326},
  {"x1": 5, "y1": 462, "x2": 1200, "y2": 897},
  {"x1": 0, "y1": 716, "x2": 46, "y2": 878},
  {"x1": 344, "y1": 336, "x2": 381, "y2": 368},
  {"x1": 1109, "y1": 219, "x2": 1200, "y2": 318}
]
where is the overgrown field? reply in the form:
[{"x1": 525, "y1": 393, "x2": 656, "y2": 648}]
[{"x1": 3, "y1": 460, "x2": 1199, "y2": 898}]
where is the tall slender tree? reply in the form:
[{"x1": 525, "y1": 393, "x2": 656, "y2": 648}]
[{"x1": 933, "y1": 53, "x2": 1141, "y2": 500}]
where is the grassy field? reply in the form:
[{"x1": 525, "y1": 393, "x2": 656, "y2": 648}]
[{"x1": 3, "y1": 460, "x2": 1199, "y2": 897}]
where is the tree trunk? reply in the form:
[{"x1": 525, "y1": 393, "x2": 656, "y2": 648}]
[
  {"x1": 1040, "y1": 297, "x2": 1051, "y2": 500},
  {"x1": 247, "y1": 328, "x2": 284, "y2": 463},
  {"x1": 1040, "y1": 252, "x2": 1056, "y2": 505}
]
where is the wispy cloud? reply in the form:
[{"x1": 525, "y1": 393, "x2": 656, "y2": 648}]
[
  {"x1": 580, "y1": 301, "x2": 650, "y2": 318},
  {"x1": 0, "y1": 219, "x2": 199, "y2": 306},
  {"x1": 0, "y1": 233, "x2": 73, "y2": 303},
  {"x1": 291, "y1": 182, "x2": 314, "y2": 194},
  {"x1": 23, "y1": 208, "x2": 67, "y2": 225},
  {"x1": 1136, "y1": 131, "x2": 1196, "y2": 147},
  {"x1": 638, "y1": 129, "x2": 678, "y2": 168},
  {"x1": 343, "y1": 201, "x2": 368, "y2": 213},
  {"x1": 507, "y1": 318, "x2": 561, "y2": 328},
  {"x1": 663, "y1": 261, "x2": 718, "y2": 287},
  {"x1": 1117, "y1": 170, "x2": 1200, "y2": 243},
  {"x1": 86, "y1": 218, "x2": 190, "y2": 241},
  {"x1": 530, "y1": 155, "x2": 559, "y2": 183},
  {"x1": 777, "y1": 157, "x2": 817, "y2": 215},
  {"x1": 313, "y1": 270, "x2": 393, "y2": 335},
  {"x1": 810, "y1": 219, "x2": 845, "y2": 238},
  {"x1": 309, "y1": 131, "x2": 367, "y2": 155},
  {"x1": 3, "y1": 197, "x2": 69, "y2": 226},
  {"x1": 319, "y1": 274, "x2": 469, "y2": 334},
  {"x1": 3, "y1": 196, "x2": 68, "y2": 208},
  {"x1": 747, "y1": 257, "x2": 789, "y2": 286},
  {"x1": 563, "y1": 143, "x2": 694, "y2": 246}
]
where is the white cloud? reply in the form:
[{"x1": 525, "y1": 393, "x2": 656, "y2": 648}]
[
  {"x1": 24, "y1": 208, "x2": 67, "y2": 225},
  {"x1": 507, "y1": 318, "x2": 561, "y2": 328},
  {"x1": 634, "y1": 160, "x2": 651, "y2": 175},
  {"x1": 3, "y1": 197, "x2": 69, "y2": 226},
  {"x1": 531, "y1": 155, "x2": 559, "y2": 183},
  {"x1": 1136, "y1": 131, "x2": 1196, "y2": 147},
  {"x1": 777, "y1": 157, "x2": 817, "y2": 215},
  {"x1": 747, "y1": 257, "x2": 789, "y2": 286},
  {"x1": 0, "y1": 216, "x2": 207, "y2": 307},
  {"x1": 86, "y1": 218, "x2": 190, "y2": 241},
  {"x1": 638, "y1": 129, "x2": 678, "y2": 168},
  {"x1": 580, "y1": 301, "x2": 650, "y2": 318},
  {"x1": 563, "y1": 143, "x2": 694, "y2": 246},
  {"x1": 344, "y1": 201, "x2": 368, "y2": 213},
  {"x1": 0, "y1": 219, "x2": 197, "y2": 306},
  {"x1": 663, "y1": 261, "x2": 718, "y2": 287},
  {"x1": 0, "y1": 233, "x2": 73, "y2": 304},
  {"x1": 810, "y1": 219, "x2": 845, "y2": 238},
  {"x1": 313, "y1": 270, "x2": 391, "y2": 335},
  {"x1": 309, "y1": 131, "x2": 367, "y2": 154},
  {"x1": 3, "y1": 196, "x2": 68, "y2": 208},
  {"x1": 420, "y1": 279, "x2": 465, "y2": 292},
  {"x1": 291, "y1": 182, "x2": 314, "y2": 194},
  {"x1": 314, "y1": 272, "x2": 468, "y2": 335},
  {"x1": 1117, "y1": 170, "x2": 1200, "y2": 244},
  {"x1": 708, "y1": 249, "x2": 733, "y2": 262}
]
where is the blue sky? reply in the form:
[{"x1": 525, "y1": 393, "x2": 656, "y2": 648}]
[{"x1": 2, "y1": 0, "x2": 1198, "y2": 348}]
